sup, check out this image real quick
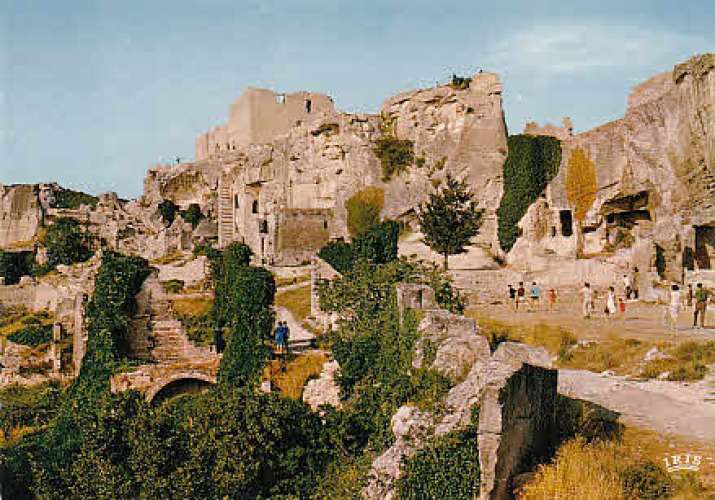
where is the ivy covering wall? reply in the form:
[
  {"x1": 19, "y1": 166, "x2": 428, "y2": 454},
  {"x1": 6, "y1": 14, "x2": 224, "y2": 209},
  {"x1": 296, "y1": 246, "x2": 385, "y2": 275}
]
[{"x1": 496, "y1": 135, "x2": 562, "y2": 251}]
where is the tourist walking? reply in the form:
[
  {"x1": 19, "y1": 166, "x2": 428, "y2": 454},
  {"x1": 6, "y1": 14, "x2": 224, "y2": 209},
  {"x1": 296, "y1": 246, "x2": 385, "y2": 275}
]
[
  {"x1": 274, "y1": 321, "x2": 286, "y2": 353},
  {"x1": 618, "y1": 296, "x2": 626, "y2": 317},
  {"x1": 605, "y1": 286, "x2": 617, "y2": 318},
  {"x1": 508, "y1": 285, "x2": 516, "y2": 310},
  {"x1": 283, "y1": 321, "x2": 291, "y2": 353},
  {"x1": 631, "y1": 267, "x2": 640, "y2": 299},
  {"x1": 529, "y1": 282, "x2": 541, "y2": 311},
  {"x1": 693, "y1": 283, "x2": 709, "y2": 329},
  {"x1": 516, "y1": 282, "x2": 525, "y2": 311},
  {"x1": 580, "y1": 283, "x2": 594, "y2": 319},
  {"x1": 548, "y1": 288, "x2": 557, "y2": 312},
  {"x1": 623, "y1": 274, "x2": 632, "y2": 300},
  {"x1": 664, "y1": 284, "x2": 681, "y2": 333}
]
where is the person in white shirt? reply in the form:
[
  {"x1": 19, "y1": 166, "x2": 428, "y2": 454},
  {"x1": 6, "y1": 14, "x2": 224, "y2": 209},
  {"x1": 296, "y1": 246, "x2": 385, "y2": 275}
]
[
  {"x1": 606, "y1": 286, "x2": 617, "y2": 318},
  {"x1": 664, "y1": 284, "x2": 681, "y2": 333},
  {"x1": 622, "y1": 274, "x2": 632, "y2": 299},
  {"x1": 580, "y1": 283, "x2": 594, "y2": 319}
]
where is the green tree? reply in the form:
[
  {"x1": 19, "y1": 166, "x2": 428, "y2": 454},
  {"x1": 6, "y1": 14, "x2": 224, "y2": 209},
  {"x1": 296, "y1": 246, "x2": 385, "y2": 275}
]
[
  {"x1": 353, "y1": 220, "x2": 400, "y2": 265},
  {"x1": 418, "y1": 174, "x2": 483, "y2": 270},
  {"x1": 180, "y1": 203, "x2": 203, "y2": 228},
  {"x1": 43, "y1": 217, "x2": 93, "y2": 269},
  {"x1": 158, "y1": 199, "x2": 178, "y2": 227}
]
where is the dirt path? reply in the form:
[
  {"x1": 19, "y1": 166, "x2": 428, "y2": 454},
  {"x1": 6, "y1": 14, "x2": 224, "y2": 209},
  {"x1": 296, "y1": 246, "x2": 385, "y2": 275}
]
[
  {"x1": 275, "y1": 306, "x2": 314, "y2": 342},
  {"x1": 560, "y1": 368, "x2": 715, "y2": 442}
]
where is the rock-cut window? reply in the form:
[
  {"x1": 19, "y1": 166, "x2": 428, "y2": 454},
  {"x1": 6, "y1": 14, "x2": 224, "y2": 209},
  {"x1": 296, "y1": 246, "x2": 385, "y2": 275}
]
[{"x1": 252, "y1": 200, "x2": 259, "y2": 214}]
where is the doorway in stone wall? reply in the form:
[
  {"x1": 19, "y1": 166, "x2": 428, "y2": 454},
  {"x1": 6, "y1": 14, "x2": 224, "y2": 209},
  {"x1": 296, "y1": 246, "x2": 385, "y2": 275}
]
[{"x1": 695, "y1": 225, "x2": 715, "y2": 269}]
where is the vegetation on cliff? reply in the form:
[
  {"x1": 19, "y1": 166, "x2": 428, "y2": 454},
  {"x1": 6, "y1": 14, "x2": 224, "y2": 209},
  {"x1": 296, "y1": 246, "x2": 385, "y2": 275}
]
[
  {"x1": 0, "y1": 250, "x2": 34, "y2": 284},
  {"x1": 497, "y1": 135, "x2": 562, "y2": 252},
  {"x1": 318, "y1": 220, "x2": 400, "y2": 273},
  {"x1": 42, "y1": 217, "x2": 93, "y2": 270},
  {"x1": 51, "y1": 188, "x2": 98, "y2": 210},
  {"x1": 346, "y1": 187, "x2": 384, "y2": 237},
  {"x1": 419, "y1": 173, "x2": 483, "y2": 270}
]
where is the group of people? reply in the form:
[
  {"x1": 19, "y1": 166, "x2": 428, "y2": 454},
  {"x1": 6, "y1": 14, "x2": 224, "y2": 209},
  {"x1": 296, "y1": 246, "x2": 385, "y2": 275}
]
[
  {"x1": 578, "y1": 283, "x2": 627, "y2": 319},
  {"x1": 508, "y1": 282, "x2": 558, "y2": 312},
  {"x1": 662, "y1": 282, "x2": 710, "y2": 332},
  {"x1": 273, "y1": 320, "x2": 291, "y2": 353}
]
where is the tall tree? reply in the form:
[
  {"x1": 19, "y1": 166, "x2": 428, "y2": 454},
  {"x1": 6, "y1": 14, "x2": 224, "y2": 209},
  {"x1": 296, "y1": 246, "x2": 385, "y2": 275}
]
[{"x1": 418, "y1": 174, "x2": 483, "y2": 270}]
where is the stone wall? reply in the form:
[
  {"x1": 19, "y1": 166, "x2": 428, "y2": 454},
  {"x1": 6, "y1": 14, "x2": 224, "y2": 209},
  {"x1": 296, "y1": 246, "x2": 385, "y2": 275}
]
[
  {"x1": 0, "y1": 184, "x2": 42, "y2": 249},
  {"x1": 196, "y1": 88, "x2": 336, "y2": 160},
  {"x1": 275, "y1": 208, "x2": 332, "y2": 266}
]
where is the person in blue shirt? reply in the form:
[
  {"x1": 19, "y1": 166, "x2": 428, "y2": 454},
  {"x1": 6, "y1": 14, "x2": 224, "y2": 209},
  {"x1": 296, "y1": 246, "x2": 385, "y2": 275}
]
[
  {"x1": 530, "y1": 282, "x2": 541, "y2": 311},
  {"x1": 274, "y1": 321, "x2": 286, "y2": 353}
]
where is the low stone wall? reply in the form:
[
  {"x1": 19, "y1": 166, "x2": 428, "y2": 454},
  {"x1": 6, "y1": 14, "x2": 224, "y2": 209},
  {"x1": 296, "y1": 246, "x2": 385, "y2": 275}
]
[{"x1": 478, "y1": 360, "x2": 557, "y2": 500}]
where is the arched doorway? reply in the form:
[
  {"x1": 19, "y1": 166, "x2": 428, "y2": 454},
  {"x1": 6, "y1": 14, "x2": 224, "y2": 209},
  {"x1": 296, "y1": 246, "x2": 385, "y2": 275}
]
[{"x1": 150, "y1": 377, "x2": 214, "y2": 405}]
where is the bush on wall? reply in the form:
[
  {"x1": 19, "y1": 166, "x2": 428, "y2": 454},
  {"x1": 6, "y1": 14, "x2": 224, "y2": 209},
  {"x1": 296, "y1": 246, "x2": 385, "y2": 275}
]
[
  {"x1": 496, "y1": 135, "x2": 562, "y2": 252},
  {"x1": 346, "y1": 187, "x2": 384, "y2": 237},
  {"x1": 43, "y1": 217, "x2": 93, "y2": 270}
]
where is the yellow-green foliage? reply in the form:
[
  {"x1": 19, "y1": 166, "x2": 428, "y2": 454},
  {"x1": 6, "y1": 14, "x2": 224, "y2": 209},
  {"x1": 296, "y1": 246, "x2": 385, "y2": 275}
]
[
  {"x1": 640, "y1": 340, "x2": 715, "y2": 381},
  {"x1": 346, "y1": 187, "x2": 384, "y2": 237},
  {"x1": 565, "y1": 148, "x2": 597, "y2": 221}
]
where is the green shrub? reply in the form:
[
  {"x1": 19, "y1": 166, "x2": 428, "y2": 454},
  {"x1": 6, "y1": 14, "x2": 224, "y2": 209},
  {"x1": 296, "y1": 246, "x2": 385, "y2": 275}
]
[
  {"x1": 353, "y1": 220, "x2": 400, "y2": 266},
  {"x1": 318, "y1": 239, "x2": 354, "y2": 274},
  {"x1": 158, "y1": 199, "x2": 179, "y2": 227},
  {"x1": 374, "y1": 137, "x2": 414, "y2": 181},
  {"x1": 180, "y1": 203, "x2": 203, "y2": 228},
  {"x1": 0, "y1": 250, "x2": 35, "y2": 285},
  {"x1": 52, "y1": 189, "x2": 98, "y2": 210},
  {"x1": 8, "y1": 323, "x2": 52, "y2": 347},
  {"x1": 346, "y1": 187, "x2": 384, "y2": 237},
  {"x1": 177, "y1": 311, "x2": 213, "y2": 346},
  {"x1": 0, "y1": 382, "x2": 62, "y2": 438},
  {"x1": 160, "y1": 279, "x2": 184, "y2": 294},
  {"x1": 43, "y1": 217, "x2": 93, "y2": 269},
  {"x1": 212, "y1": 243, "x2": 275, "y2": 387},
  {"x1": 449, "y1": 74, "x2": 472, "y2": 90},
  {"x1": 396, "y1": 413, "x2": 480, "y2": 499},
  {"x1": 620, "y1": 460, "x2": 674, "y2": 499},
  {"x1": 497, "y1": 135, "x2": 562, "y2": 251}
]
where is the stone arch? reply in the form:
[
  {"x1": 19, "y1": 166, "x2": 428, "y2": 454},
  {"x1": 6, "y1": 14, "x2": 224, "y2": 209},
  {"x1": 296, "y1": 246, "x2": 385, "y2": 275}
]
[{"x1": 145, "y1": 371, "x2": 216, "y2": 403}]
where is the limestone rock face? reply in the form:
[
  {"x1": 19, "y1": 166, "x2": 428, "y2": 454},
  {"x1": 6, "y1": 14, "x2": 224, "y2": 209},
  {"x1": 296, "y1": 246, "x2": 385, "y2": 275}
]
[
  {"x1": 512, "y1": 54, "x2": 715, "y2": 287},
  {"x1": 143, "y1": 72, "x2": 508, "y2": 266},
  {"x1": 302, "y1": 359, "x2": 342, "y2": 412},
  {"x1": 0, "y1": 184, "x2": 43, "y2": 249}
]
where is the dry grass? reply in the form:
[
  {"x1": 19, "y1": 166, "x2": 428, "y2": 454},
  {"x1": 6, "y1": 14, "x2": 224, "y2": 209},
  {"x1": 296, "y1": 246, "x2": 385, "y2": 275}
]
[
  {"x1": 519, "y1": 429, "x2": 710, "y2": 499},
  {"x1": 275, "y1": 285, "x2": 312, "y2": 322},
  {"x1": 519, "y1": 438, "x2": 625, "y2": 499},
  {"x1": 265, "y1": 352, "x2": 327, "y2": 399},
  {"x1": 467, "y1": 311, "x2": 678, "y2": 377},
  {"x1": 151, "y1": 250, "x2": 185, "y2": 265},
  {"x1": 275, "y1": 275, "x2": 311, "y2": 288},
  {"x1": 172, "y1": 297, "x2": 213, "y2": 317},
  {"x1": 640, "y1": 341, "x2": 715, "y2": 381}
]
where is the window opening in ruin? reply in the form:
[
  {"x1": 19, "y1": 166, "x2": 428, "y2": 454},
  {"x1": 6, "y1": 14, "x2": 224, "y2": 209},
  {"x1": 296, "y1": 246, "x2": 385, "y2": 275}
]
[
  {"x1": 559, "y1": 210, "x2": 573, "y2": 237},
  {"x1": 252, "y1": 200, "x2": 259, "y2": 214},
  {"x1": 683, "y1": 247, "x2": 695, "y2": 271},
  {"x1": 695, "y1": 225, "x2": 715, "y2": 269},
  {"x1": 417, "y1": 289, "x2": 423, "y2": 308},
  {"x1": 260, "y1": 220, "x2": 268, "y2": 234},
  {"x1": 655, "y1": 244, "x2": 666, "y2": 278},
  {"x1": 305, "y1": 99, "x2": 312, "y2": 113},
  {"x1": 551, "y1": 227, "x2": 556, "y2": 238},
  {"x1": 234, "y1": 195, "x2": 239, "y2": 209},
  {"x1": 323, "y1": 220, "x2": 328, "y2": 229},
  {"x1": 260, "y1": 237, "x2": 265, "y2": 256}
]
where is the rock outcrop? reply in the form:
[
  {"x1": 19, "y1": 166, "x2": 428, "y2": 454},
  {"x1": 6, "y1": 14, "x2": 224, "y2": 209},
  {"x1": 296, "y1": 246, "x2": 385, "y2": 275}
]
[
  {"x1": 302, "y1": 359, "x2": 342, "y2": 412},
  {"x1": 363, "y1": 289, "x2": 557, "y2": 500},
  {"x1": 511, "y1": 54, "x2": 715, "y2": 291}
]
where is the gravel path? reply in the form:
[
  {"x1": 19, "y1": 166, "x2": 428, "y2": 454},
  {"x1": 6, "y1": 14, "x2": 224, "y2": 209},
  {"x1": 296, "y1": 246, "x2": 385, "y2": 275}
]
[
  {"x1": 275, "y1": 306, "x2": 314, "y2": 342},
  {"x1": 560, "y1": 368, "x2": 715, "y2": 442}
]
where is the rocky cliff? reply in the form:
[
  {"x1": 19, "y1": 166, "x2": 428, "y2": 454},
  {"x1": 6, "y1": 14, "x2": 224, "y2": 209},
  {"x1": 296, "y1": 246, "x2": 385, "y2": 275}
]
[{"x1": 510, "y1": 53, "x2": 715, "y2": 288}]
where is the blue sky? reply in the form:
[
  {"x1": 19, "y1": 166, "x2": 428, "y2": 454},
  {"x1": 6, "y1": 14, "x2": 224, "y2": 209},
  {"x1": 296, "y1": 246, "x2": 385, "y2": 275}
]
[{"x1": 1, "y1": 0, "x2": 713, "y2": 197}]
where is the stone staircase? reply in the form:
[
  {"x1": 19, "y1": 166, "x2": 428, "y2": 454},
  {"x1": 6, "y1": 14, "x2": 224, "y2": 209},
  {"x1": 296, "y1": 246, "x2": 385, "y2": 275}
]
[
  {"x1": 286, "y1": 338, "x2": 315, "y2": 355},
  {"x1": 146, "y1": 276, "x2": 215, "y2": 364},
  {"x1": 218, "y1": 179, "x2": 234, "y2": 248}
]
